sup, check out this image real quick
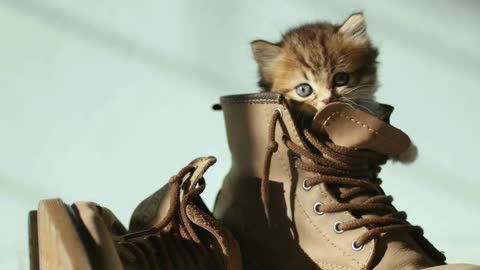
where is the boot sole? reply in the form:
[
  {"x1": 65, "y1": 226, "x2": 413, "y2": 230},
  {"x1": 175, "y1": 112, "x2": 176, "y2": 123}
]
[{"x1": 30, "y1": 199, "x2": 93, "y2": 270}]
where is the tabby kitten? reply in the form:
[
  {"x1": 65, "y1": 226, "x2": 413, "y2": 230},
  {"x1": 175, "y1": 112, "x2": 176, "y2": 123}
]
[
  {"x1": 252, "y1": 13, "x2": 417, "y2": 163},
  {"x1": 251, "y1": 13, "x2": 379, "y2": 120}
]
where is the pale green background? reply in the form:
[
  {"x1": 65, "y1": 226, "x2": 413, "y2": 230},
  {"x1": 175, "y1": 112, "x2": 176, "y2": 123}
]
[{"x1": 0, "y1": 0, "x2": 479, "y2": 268}]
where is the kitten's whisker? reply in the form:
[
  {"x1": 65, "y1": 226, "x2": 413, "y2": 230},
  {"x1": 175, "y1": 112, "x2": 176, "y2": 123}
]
[
  {"x1": 349, "y1": 97, "x2": 377, "y2": 102},
  {"x1": 342, "y1": 90, "x2": 377, "y2": 98},
  {"x1": 344, "y1": 93, "x2": 376, "y2": 99},
  {"x1": 338, "y1": 84, "x2": 375, "y2": 96},
  {"x1": 345, "y1": 88, "x2": 376, "y2": 93},
  {"x1": 339, "y1": 84, "x2": 374, "y2": 93},
  {"x1": 339, "y1": 99, "x2": 357, "y2": 107},
  {"x1": 340, "y1": 101, "x2": 357, "y2": 110},
  {"x1": 346, "y1": 94, "x2": 377, "y2": 100},
  {"x1": 339, "y1": 97, "x2": 376, "y2": 115}
]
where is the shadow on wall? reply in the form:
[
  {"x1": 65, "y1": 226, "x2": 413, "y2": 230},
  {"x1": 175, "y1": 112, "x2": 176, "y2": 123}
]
[{"x1": 0, "y1": 0, "x2": 239, "y2": 90}]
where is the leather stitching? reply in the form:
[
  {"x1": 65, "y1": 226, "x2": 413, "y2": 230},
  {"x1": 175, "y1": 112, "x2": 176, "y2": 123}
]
[
  {"x1": 282, "y1": 105, "x2": 303, "y2": 146},
  {"x1": 222, "y1": 99, "x2": 279, "y2": 104},
  {"x1": 269, "y1": 104, "x2": 358, "y2": 269},
  {"x1": 264, "y1": 104, "x2": 293, "y2": 180},
  {"x1": 317, "y1": 262, "x2": 354, "y2": 270},
  {"x1": 322, "y1": 112, "x2": 379, "y2": 135},
  {"x1": 220, "y1": 93, "x2": 281, "y2": 104},
  {"x1": 280, "y1": 105, "x2": 364, "y2": 268},
  {"x1": 318, "y1": 184, "x2": 337, "y2": 204},
  {"x1": 222, "y1": 100, "x2": 279, "y2": 105},
  {"x1": 296, "y1": 196, "x2": 363, "y2": 267},
  {"x1": 319, "y1": 186, "x2": 371, "y2": 268}
]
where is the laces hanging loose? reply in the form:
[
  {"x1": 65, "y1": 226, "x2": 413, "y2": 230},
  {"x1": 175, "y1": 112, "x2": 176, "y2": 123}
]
[
  {"x1": 261, "y1": 109, "x2": 435, "y2": 251},
  {"x1": 261, "y1": 109, "x2": 282, "y2": 224},
  {"x1": 122, "y1": 164, "x2": 201, "y2": 241},
  {"x1": 115, "y1": 162, "x2": 210, "y2": 267}
]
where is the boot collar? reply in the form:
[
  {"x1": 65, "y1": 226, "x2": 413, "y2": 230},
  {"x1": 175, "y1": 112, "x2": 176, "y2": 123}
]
[
  {"x1": 310, "y1": 102, "x2": 411, "y2": 158},
  {"x1": 220, "y1": 93, "x2": 411, "y2": 159}
]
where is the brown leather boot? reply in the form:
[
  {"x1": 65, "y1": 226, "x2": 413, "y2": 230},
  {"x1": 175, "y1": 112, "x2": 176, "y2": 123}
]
[
  {"x1": 213, "y1": 93, "x2": 479, "y2": 270},
  {"x1": 30, "y1": 156, "x2": 242, "y2": 270}
]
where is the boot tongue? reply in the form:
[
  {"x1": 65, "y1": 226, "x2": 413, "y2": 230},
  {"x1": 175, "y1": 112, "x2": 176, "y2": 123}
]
[{"x1": 310, "y1": 102, "x2": 411, "y2": 158}]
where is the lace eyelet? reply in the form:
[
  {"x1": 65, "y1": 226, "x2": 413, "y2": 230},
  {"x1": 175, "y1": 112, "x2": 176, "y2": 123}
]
[
  {"x1": 313, "y1": 202, "x2": 324, "y2": 215},
  {"x1": 302, "y1": 178, "x2": 312, "y2": 191},
  {"x1": 333, "y1": 221, "x2": 344, "y2": 234},
  {"x1": 352, "y1": 240, "x2": 363, "y2": 251},
  {"x1": 274, "y1": 108, "x2": 283, "y2": 118}
]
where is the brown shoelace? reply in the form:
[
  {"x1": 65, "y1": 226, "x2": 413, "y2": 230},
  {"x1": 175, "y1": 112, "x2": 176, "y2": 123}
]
[
  {"x1": 262, "y1": 109, "x2": 430, "y2": 251},
  {"x1": 114, "y1": 160, "x2": 222, "y2": 268}
]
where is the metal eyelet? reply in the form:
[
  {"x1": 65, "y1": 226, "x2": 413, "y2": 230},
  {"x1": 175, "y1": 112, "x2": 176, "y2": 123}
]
[
  {"x1": 302, "y1": 178, "x2": 312, "y2": 191},
  {"x1": 274, "y1": 108, "x2": 283, "y2": 117},
  {"x1": 333, "y1": 221, "x2": 344, "y2": 234},
  {"x1": 313, "y1": 202, "x2": 324, "y2": 215},
  {"x1": 352, "y1": 240, "x2": 364, "y2": 251}
]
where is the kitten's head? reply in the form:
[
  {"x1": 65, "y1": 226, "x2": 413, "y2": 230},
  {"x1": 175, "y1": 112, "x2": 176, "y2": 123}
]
[{"x1": 252, "y1": 13, "x2": 379, "y2": 118}]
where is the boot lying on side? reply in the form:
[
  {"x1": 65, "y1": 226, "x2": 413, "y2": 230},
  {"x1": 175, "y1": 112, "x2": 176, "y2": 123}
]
[
  {"x1": 214, "y1": 92, "x2": 479, "y2": 270},
  {"x1": 30, "y1": 156, "x2": 242, "y2": 270}
]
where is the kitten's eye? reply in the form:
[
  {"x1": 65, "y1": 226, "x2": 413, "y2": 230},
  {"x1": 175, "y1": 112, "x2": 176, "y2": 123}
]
[
  {"x1": 333, "y1": 72, "x2": 350, "y2": 87},
  {"x1": 295, "y1": 83, "x2": 313, "y2": 97}
]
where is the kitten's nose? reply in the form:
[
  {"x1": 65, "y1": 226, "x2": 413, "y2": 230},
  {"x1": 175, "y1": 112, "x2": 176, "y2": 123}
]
[{"x1": 322, "y1": 91, "x2": 338, "y2": 104}]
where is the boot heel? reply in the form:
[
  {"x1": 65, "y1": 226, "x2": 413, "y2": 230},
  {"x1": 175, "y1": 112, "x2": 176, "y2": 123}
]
[
  {"x1": 37, "y1": 199, "x2": 92, "y2": 270},
  {"x1": 28, "y1": 211, "x2": 39, "y2": 270}
]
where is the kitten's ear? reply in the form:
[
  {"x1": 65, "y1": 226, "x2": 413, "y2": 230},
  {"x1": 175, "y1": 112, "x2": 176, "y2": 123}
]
[
  {"x1": 251, "y1": 40, "x2": 282, "y2": 66},
  {"x1": 339, "y1": 13, "x2": 368, "y2": 44}
]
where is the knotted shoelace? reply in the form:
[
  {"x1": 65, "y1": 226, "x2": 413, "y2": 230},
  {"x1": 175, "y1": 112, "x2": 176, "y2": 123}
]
[
  {"x1": 262, "y1": 109, "x2": 445, "y2": 261},
  {"x1": 114, "y1": 159, "x2": 222, "y2": 268}
]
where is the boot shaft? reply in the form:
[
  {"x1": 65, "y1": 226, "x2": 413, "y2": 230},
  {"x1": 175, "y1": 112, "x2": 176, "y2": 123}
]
[
  {"x1": 221, "y1": 93, "x2": 303, "y2": 183},
  {"x1": 215, "y1": 92, "x2": 445, "y2": 270}
]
